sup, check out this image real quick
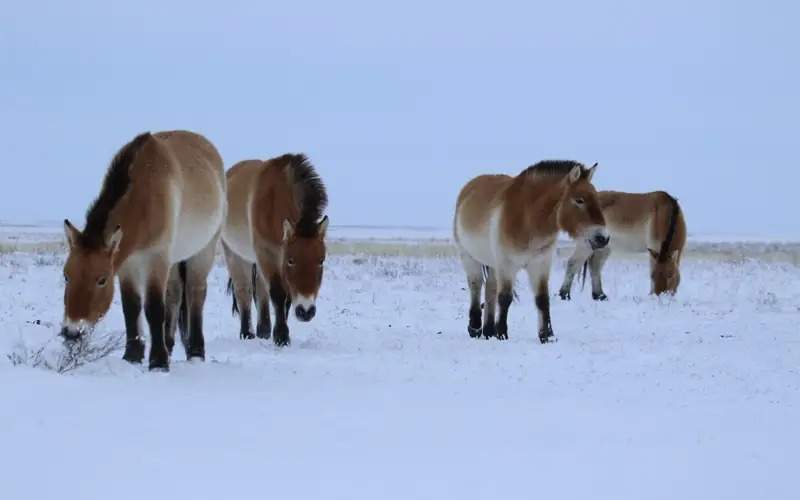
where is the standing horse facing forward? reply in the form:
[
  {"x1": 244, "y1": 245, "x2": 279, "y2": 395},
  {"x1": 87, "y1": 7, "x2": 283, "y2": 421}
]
[
  {"x1": 61, "y1": 131, "x2": 226, "y2": 371},
  {"x1": 559, "y1": 191, "x2": 686, "y2": 299},
  {"x1": 221, "y1": 154, "x2": 328, "y2": 346},
  {"x1": 454, "y1": 161, "x2": 609, "y2": 343}
]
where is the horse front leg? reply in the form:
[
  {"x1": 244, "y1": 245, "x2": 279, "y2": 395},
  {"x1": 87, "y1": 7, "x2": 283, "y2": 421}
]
[
  {"x1": 144, "y1": 257, "x2": 170, "y2": 371},
  {"x1": 527, "y1": 251, "x2": 555, "y2": 344}
]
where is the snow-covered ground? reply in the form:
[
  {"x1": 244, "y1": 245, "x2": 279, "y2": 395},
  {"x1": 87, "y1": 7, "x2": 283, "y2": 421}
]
[{"x1": 1, "y1": 243, "x2": 799, "y2": 499}]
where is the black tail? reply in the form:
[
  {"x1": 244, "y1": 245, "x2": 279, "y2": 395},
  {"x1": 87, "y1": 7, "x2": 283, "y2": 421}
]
[
  {"x1": 178, "y1": 261, "x2": 188, "y2": 339},
  {"x1": 226, "y1": 264, "x2": 259, "y2": 316}
]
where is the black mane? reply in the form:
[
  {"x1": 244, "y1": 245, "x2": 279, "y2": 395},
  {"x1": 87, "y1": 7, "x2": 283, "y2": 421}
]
[
  {"x1": 282, "y1": 154, "x2": 328, "y2": 237},
  {"x1": 81, "y1": 132, "x2": 151, "y2": 248},
  {"x1": 520, "y1": 160, "x2": 591, "y2": 179},
  {"x1": 658, "y1": 193, "x2": 680, "y2": 263}
]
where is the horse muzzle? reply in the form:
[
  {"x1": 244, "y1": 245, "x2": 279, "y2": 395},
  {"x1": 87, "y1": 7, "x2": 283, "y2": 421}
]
[
  {"x1": 588, "y1": 229, "x2": 610, "y2": 250},
  {"x1": 60, "y1": 319, "x2": 92, "y2": 341},
  {"x1": 295, "y1": 304, "x2": 316, "y2": 322}
]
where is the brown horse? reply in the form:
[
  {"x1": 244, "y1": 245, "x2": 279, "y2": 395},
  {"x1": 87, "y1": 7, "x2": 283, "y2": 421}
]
[
  {"x1": 221, "y1": 154, "x2": 328, "y2": 346},
  {"x1": 62, "y1": 131, "x2": 226, "y2": 371},
  {"x1": 559, "y1": 190, "x2": 687, "y2": 299},
  {"x1": 454, "y1": 161, "x2": 608, "y2": 343}
]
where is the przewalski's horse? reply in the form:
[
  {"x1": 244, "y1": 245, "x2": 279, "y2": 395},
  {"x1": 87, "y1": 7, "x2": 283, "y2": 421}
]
[
  {"x1": 454, "y1": 160, "x2": 609, "y2": 343},
  {"x1": 558, "y1": 191, "x2": 686, "y2": 299},
  {"x1": 221, "y1": 154, "x2": 328, "y2": 346},
  {"x1": 61, "y1": 131, "x2": 226, "y2": 371}
]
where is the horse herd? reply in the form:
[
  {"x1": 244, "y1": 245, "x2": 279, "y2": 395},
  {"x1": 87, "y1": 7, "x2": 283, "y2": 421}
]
[{"x1": 59, "y1": 130, "x2": 686, "y2": 371}]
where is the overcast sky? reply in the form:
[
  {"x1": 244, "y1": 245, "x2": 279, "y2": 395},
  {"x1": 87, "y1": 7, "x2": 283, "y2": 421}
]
[{"x1": 2, "y1": 1, "x2": 798, "y2": 237}]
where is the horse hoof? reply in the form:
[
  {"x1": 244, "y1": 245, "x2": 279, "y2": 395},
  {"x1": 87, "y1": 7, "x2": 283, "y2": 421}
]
[
  {"x1": 468, "y1": 326, "x2": 482, "y2": 338},
  {"x1": 240, "y1": 332, "x2": 255, "y2": 340},
  {"x1": 122, "y1": 340, "x2": 145, "y2": 364},
  {"x1": 148, "y1": 363, "x2": 170, "y2": 373},
  {"x1": 592, "y1": 293, "x2": 608, "y2": 301},
  {"x1": 559, "y1": 290, "x2": 571, "y2": 301},
  {"x1": 186, "y1": 351, "x2": 205, "y2": 362},
  {"x1": 496, "y1": 332, "x2": 509, "y2": 340},
  {"x1": 256, "y1": 326, "x2": 271, "y2": 340}
]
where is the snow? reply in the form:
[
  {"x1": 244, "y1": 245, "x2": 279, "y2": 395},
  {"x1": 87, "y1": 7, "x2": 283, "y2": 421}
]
[{"x1": 1, "y1": 245, "x2": 799, "y2": 499}]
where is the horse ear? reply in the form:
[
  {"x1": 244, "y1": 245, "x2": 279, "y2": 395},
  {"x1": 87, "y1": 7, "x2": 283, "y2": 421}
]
[
  {"x1": 567, "y1": 165, "x2": 582, "y2": 184},
  {"x1": 282, "y1": 219, "x2": 295, "y2": 242},
  {"x1": 586, "y1": 163, "x2": 598, "y2": 182},
  {"x1": 318, "y1": 215, "x2": 329, "y2": 238},
  {"x1": 107, "y1": 225, "x2": 123, "y2": 256},
  {"x1": 647, "y1": 248, "x2": 659, "y2": 260},
  {"x1": 64, "y1": 219, "x2": 80, "y2": 248}
]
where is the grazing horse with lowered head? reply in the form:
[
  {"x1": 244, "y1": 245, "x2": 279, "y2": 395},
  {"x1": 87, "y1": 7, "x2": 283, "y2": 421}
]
[
  {"x1": 559, "y1": 190, "x2": 687, "y2": 299},
  {"x1": 454, "y1": 160, "x2": 609, "y2": 343},
  {"x1": 61, "y1": 131, "x2": 226, "y2": 371},
  {"x1": 221, "y1": 154, "x2": 328, "y2": 346}
]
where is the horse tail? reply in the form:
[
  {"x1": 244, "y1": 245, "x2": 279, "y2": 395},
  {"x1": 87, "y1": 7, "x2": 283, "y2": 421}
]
[
  {"x1": 226, "y1": 277, "x2": 239, "y2": 316},
  {"x1": 177, "y1": 261, "x2": 189, "y2": 340}
]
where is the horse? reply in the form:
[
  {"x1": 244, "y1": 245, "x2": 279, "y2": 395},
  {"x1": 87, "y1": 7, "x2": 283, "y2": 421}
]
[
  {"x1": 221, "y1": 154, "x2": 328, "y2": 346},
  {"x1": 61, "y1": 131, "x2": 226, "y2": 371},
  {"x1": 454, "y1": 160, "x2": 609, "y2": 343},
  {"x1": 558, "y1": 190, "x2": 686, "y2": 299}
]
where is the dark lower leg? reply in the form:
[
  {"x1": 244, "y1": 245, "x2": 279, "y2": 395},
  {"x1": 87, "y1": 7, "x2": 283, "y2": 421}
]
[
  {"x1": 496, "y1": 287, "x2": 513, "y2": 340},
  {"x1": 270, "y1": 276, "x2": 290, "y2": 346},
  {"x1": 590, "y1": 248, "x2": 610, "y2": 301},
  {"x1": 121, "y1": 282, "x2": 144, "y2": 363},
  {"x1": 186, "y1": 286, "x2": 207, "y2": 360},
  {"x1": 535, "y1": 294, "x2": 554, "y2": 343},
  {"x1": 256, "y1": 299, "x2": 271, "y2": 339},
  {"x1": 145, "y1": 286, "x2": 168, "y2": 371},
  {"x1": 467, "y1": 276, "x2": 483, "y2": 338},
  {"x1": 239, "y1": 306, "x2": 254, "y2": 340}
]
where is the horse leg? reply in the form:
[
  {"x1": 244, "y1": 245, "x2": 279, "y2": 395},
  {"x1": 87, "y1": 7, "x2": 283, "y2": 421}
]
[
  {"x1": 182, "y1": 236, "x2": 217, "y2": 361},
  {"x1": 558, "y1": 244, "x2": 591, "y2": 300},
  {"x1": 120, "y1": 275, "x2": 144, "y2": 364},
  {"x1": 223, "y1": 243, "x2": 255, "y2": 340},
  {"x1": 254, "y1": 269, "x2": 272, "y2": 340},
  {"x1": 494, "y1": 271, "x2": 514, "y2": 341},
  {"x1": 164, "y1": 264, "x2": 182, "y2": 357},
  {"x1": 144, "y1": 257, "x2": 170, "y2": 372},
  {"x1": 269, "y1": 272, "x2": 290, "y2": 347},
  {"x1": 527, "y1": 250, "x2": 556, "y2": 344},
  {"x1": 459, "y1": 252, "x2": 484, "y2": 338},
  {"x1": 482, "y1": 266, "x2": 498, "y2": 339},
  {"x1": 589, "y1": 246, "x2": 611, "y2": 301}
]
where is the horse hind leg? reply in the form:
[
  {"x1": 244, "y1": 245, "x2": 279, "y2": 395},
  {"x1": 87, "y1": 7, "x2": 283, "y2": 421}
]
[
  {"x1": 589, "y1": 246, "x2": 611, "y2": 301},
  {"x1": 459, "y1": 252, "x2": 484, "y2": 338},
  {"x1": 179, "y1": 235, "x2": 218, "y2": 361},
  {"x1": 164, "y1": 264, "x2": 183, "y2": 357},
  {"x1": 559, "y1": 245, "x2": 592, "y2": 300},
  {"x1": 223, "y1": 243, "x2": 256, "y2": 340},
  {"x1": 483, "y1": 267, "x2": 499, "y2": 339}
]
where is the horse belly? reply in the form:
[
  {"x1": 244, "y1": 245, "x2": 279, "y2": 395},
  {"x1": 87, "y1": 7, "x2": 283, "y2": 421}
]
[
  {"x1": 455, "y1": 210, "x2": 498, "y2": 266},
  {"x1": 171, "y1": 187, "x2": 225, "y2": 262},
  {"x1": 607, "y1": 221, "x2": 648, "y2": 253},
  {"x1": 221, "y1": 220, "x2": 257, "y2": 263}
]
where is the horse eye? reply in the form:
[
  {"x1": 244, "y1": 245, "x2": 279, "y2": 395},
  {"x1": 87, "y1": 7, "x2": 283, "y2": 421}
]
[
  {"x1": 287, "y1": 258, "x2": 295, "y2": 267},
  {"x1": 319, "y1": 258, "x2": 325, "y2": 266},
  {"x1": 64, "y1": 273, "x2": 70, "y2": 284},
  {"x1": 97, "y1": 276, "x2": 108, "y2": 287},
  {"x1": 574, "y1": 197, "x2": 585, "y2": 206}
]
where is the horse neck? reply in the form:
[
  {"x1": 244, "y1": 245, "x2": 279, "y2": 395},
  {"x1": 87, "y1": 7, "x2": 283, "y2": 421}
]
[{"x1": 505, "y1": 177, "x2": 564, "y2": 241}]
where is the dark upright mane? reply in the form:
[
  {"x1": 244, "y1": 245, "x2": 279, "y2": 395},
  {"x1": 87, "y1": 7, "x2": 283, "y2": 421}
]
[
  {"x1": 281, "y1": 154, "x2": 328, "y2": 237},
  {"x1": 657, "y1": 192, "x2": 680, "y2": 263},
  {"x1": 520, "y1": 160, "x2": 591, "y2": 179},
  {"x1": 81, "y1": 132, "x2": 151, "y2": 248}
]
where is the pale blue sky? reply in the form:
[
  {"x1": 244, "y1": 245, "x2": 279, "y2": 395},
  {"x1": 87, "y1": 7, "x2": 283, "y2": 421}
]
[{"x1": 2, "y1": 1, "x2": 798, "y2": 236}]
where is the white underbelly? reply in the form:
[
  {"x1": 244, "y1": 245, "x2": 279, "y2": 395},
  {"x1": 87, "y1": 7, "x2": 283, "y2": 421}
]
[
  {"x1": 607, "y1": 221, "x2": 648, "y2": 253},
  {"x1": 171, "y1": 188, "x2": 225, "y2": 263},
  {"x1": 455, "y1": 210, "x2": 499, "y2": 266},
  {"x1": 221, "y1": 218, "x2": 257, "y2": 263}
]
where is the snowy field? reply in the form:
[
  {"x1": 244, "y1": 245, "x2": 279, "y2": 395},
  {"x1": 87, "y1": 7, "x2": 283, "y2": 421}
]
[{"x1": 1, "y1": 234, "x2": 799, "y2": 499}]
